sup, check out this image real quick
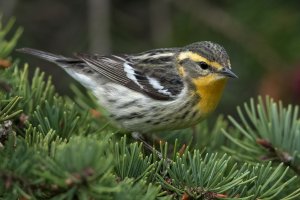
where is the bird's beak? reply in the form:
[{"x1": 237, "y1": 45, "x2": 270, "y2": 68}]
[{"x1": 219, "y1": 67, "x2": 238, "y2": 78}]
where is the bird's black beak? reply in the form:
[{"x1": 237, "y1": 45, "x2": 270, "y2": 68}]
[{"x1": 219, "y1": 67, "x2": 238, "y2": 78}]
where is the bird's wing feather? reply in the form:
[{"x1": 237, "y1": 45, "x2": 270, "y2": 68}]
[
  {"x1": 75, "y1": 53, "x2": 184, "y2": 101},
  {"x1": 16, "y1": 48, "x2": 184, "y2": 100}
]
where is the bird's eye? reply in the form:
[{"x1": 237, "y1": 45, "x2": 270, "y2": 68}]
[{"x1": 198, "y1": 62, "x2": 209, "y2": 70}]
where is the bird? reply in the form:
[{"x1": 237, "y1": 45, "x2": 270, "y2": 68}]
[{"x1": 17, "y1": 41, "x2": 237, "y2": 133}]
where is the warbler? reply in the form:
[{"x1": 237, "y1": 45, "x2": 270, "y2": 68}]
[{"x1": 17, "y1": 41, "x2": 237, "y2": 133}]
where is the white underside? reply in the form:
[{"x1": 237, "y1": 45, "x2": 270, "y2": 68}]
[{"x1": 66, "y1": 70, "x2": 203, "y2": 132}]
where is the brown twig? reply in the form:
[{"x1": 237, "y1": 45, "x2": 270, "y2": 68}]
[{"x1": 257, "y1": 138, "x2": 300, "y2": 175}]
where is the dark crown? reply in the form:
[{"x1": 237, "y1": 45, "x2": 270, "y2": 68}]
[{"x1": 184, "y1": 41, "x2": 231, "y2": 68}]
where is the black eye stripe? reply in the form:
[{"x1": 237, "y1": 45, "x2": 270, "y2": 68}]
[{"x1": 178, "y1": 59, "x2": 213, "y2": 71}]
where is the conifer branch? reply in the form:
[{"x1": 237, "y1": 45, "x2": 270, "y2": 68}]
[
  {"x1": 223, "y1": 96, "x2": 300, "y2": 175},
  {"x1": 1, "y1": 16, "x2": 300, "y2": 199}
]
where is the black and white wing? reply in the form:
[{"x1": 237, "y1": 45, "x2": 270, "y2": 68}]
[
  {"x1": 16, "y1": 47, "x2": 185, "y2": 101},
  {"x1": 76, "y1": 52, "x2": 184, "y2": 101}
]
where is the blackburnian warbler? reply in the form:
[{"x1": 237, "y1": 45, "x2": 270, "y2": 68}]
[{"x1": 17, "y1": 41, "x2": 237, "y2": 133}]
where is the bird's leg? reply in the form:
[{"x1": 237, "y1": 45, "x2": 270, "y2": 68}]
[{"x1": 131, "y1": 132, "x2": 164, "y2": 159}]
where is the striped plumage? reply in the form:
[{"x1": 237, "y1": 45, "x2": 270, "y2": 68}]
[{"x1": 17, "y1": 41, "x2": 237, "y2": 133}]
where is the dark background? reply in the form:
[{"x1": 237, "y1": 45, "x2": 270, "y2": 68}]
[{"x1": 1, "y1": 0, "x2": 300, "y2": 116}]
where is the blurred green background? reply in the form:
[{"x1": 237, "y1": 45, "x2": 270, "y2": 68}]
[{"x1": 1, "y1": 0, "x2": 300, "y2": 116}]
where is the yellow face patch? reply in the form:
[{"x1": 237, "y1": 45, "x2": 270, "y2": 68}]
[
  {"x1": 192, "y1": 74, "x2": 227, "y2": 116},
  {"x1": 178, "y1": 51, "x2": 223, "y2": 69}
]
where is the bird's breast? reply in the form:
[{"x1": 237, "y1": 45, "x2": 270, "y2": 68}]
[{"x1": 192, "y1": 76, "x2": 227, "y2": 116}]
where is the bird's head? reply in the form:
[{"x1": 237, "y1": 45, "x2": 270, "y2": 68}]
[
  {"x1": 176, "y1": 41, "x2": 237, "y2": 115},
  {"x1": 176, "y1": 41, "x2": 237, "y2": 82}
]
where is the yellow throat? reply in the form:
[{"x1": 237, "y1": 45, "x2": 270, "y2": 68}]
[{"x1": 192, "y1": 75, "x2": 227, "y2": 116}]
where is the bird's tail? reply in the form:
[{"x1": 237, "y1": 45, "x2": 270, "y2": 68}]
[
  {"x1": 16, "y1": 48, "x2": 67, "y2": 63},
  {"x1": 16, "y1": 48, "x2": 100, "y2": 89}
]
